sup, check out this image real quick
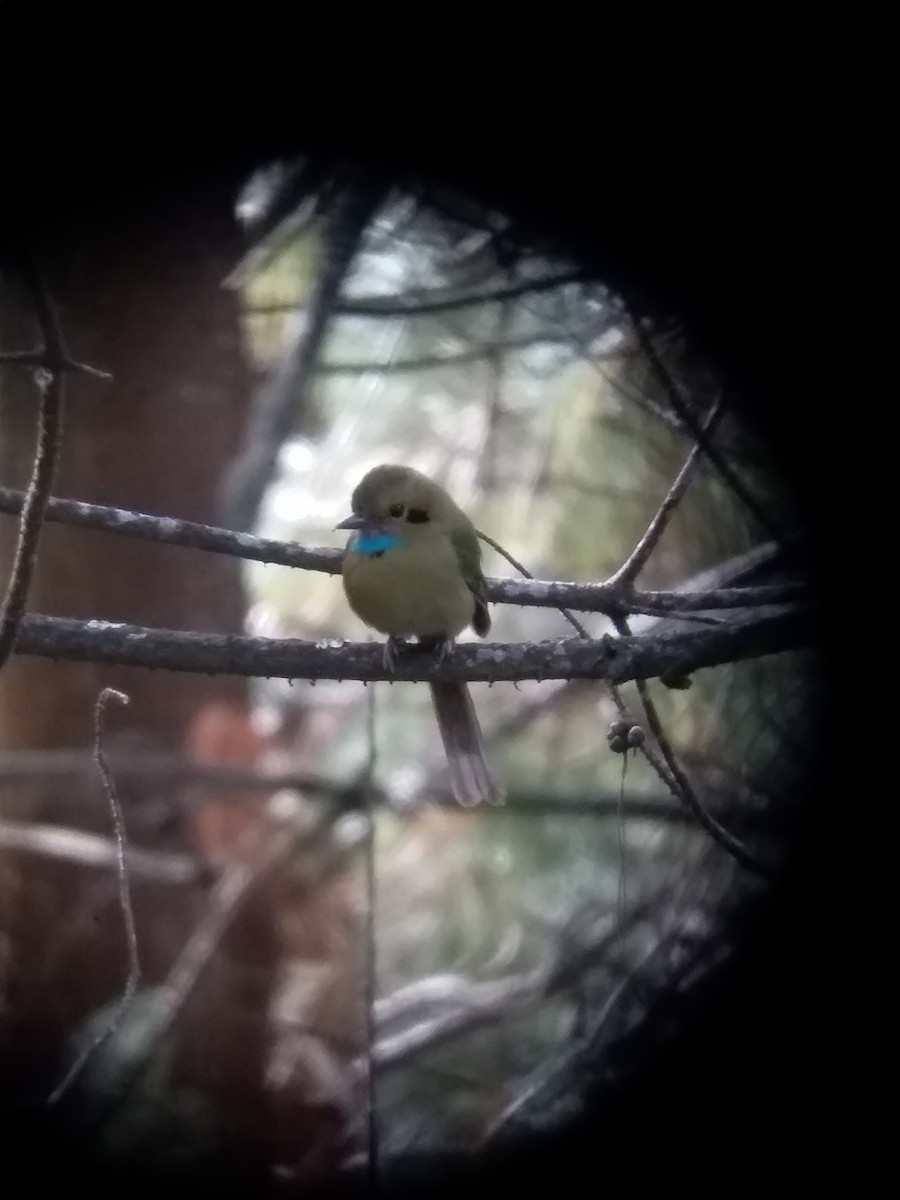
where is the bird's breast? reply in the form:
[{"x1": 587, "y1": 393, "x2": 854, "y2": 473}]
[{"x1": 342, "y1": 537, "x2": 475, "y2": 639}]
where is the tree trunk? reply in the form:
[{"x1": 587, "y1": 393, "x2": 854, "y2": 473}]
[
  {"x1": 0, "y1": 181, "x2": 251, "y2": 751},
  {"x1": 0, "y1": 180, "x2": 280, "y2": 1165}
]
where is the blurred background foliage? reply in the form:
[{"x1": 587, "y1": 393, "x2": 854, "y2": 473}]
[{"x1": 226, "y1": 191, "x2": 809, "y2": 1157}]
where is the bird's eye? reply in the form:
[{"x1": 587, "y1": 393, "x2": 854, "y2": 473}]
[{"x1": 388, "y1": 503, "x2": 405, "y2": 518}]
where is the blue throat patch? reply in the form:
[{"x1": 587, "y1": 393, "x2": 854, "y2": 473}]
[{"x1": 350, "y1": 530, "x2": 403, "y2": 555}]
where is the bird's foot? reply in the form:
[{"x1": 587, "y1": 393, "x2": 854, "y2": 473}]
[
  {"x1": 418, "y1": 634, "x2": 454, "y2": 663},
  {"x1": 382, "y1": 636, "x2": 406, "y2": 673}
]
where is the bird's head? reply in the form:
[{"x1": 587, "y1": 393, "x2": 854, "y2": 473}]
[{"x1": 337, "y1": 464, "x2": 458, "y2": 550}]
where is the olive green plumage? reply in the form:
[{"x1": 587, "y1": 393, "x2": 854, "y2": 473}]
[{"x1": 338, "y1": 464, "x2": 503, "y2": 806}]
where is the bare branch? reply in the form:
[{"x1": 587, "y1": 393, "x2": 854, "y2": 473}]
[
  {"x1": 0, "y1": 747, "x2": 375, "y2": 812},
  {"x1": 482, "y1": 937, "x2": 664, "y2": 1141},
  {"x1": 483, "y1": 495, "x2": 766, "y2": 874},
  {"x1": 0, "y1": 347, "x2": 111, "y2": 380},
  {"x1": 14, "y1": 607, "x2": 811, "y2": 683},
  {"x1": 626, "y1": 310, "x2": 785, "y2": 542},
  {"x1": 366, "y1": 965, "x2": 549, "y2": 1072},
  {"x1": 607, "y1": 397, "x2": 724, "y2": 588},
  {"x1": 155, "y1": 826, "x2": 302, "y2": 1042},
  {"x1": 222, "y1": 178, "x2": 388, "y2": 532},
  {"x1": 597, "y1": 390, "x2": 774, "y2": 877},
  {"x1": 0, "y1": 263, "x2": 69, "y2": 670},
  {"x1": 0, "y1": 821, "x2": 204, "y2": 884},
  {"x1": 0, "y1": 485, "x2": 343, "y2": 572},
  {"x1": 51, "y1": 826, "x2": 307, "y2": 1112},
  {"x1": 48, "y1": 687, "x2": 140, "y2": 1103},
  {"x1": 0, "y1": 749, "x2": 734, "y2": 825},
  {"x1": 315, "y1": 334, "x2": 611, "y2": 376},
  {"x1": 617, "y1": 615, "x2": 766, "y2": 875},
  {"x1": 0, "y1": 487, "x2": 809, "y2": 618},
  {"x1": 364, "y1": 884, "x2": 667, "y2": 1076},
  {"x1": 477, "y1": 529, "x2": 588, "y2": 637},
  {"x1": 247, "y1": 270, "x2": 591, "y2": 319}
]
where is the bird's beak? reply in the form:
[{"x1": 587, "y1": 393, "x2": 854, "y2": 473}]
[{"x1": 336, "y1": 513, "x2": 366, "y2": 530}]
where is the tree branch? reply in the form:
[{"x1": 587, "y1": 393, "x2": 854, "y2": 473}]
[
  {"x1": 620, "y1": 614, "x2": 765, "y2": 875},
  {"x1": 0, "y1": 262, "x2": 71, "y2": 669},
  {"x1": 607, "y1": 396, "x2": 723, "y2": 588},
  {"x1": 13, "y1": 607, "x2": 810, "y2": 682},
  {"x1": 362, "y1": 885, "x2": 667, "y2": 1076},
  {"x1": 0, "y1": 487, "x2": 809, "y2": 618},
  {"x1": 221, "y1": 177, "x2": 388, "y2": 532},
  {"x1": 626, "y1": 310, "x2": 785, "y2": 542},
  {"x1": 247, "y1": 270, "x2": 591, "y2": 319},
  {"x1": 0, "y1": 821, "x2": 204, "y2": 884},
  {"x1": 314, "y1": 334, "x2": 616, "y2": 376},
  {"x1": 0, "y1": 748, "x2": 364, "y2": 802},
  {"x1": 477, "y1": 529, "x2": 588, "y2": 637}
]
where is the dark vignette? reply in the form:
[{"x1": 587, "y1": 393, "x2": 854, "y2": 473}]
[{"x1": 1, "y1": 116, "x2": 835, "y2": 1198}]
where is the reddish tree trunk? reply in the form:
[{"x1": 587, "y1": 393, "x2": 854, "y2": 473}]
[
  {"x1": 0, "y1": 182, "x2": 280, "y2": 1163},
  {"x1": 0, "y1": 183, "x2": 251, "y2": 750}
]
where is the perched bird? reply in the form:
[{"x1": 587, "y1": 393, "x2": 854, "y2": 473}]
[{"x1": 337, "y1": 464, "x2": 504, "y2": 807}]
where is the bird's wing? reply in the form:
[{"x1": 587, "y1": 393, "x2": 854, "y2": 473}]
[{"x1": 449, "y1": 521, "x2": 491, "y2": 637}]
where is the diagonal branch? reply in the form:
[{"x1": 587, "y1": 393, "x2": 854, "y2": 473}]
[
  {"x1": 221, "y1": 176, "x2": 388, "y2": 532},
  {"x1": 361, "y1": 884, "x2": 667, "y2": 1077},
  {"x1": 626, "y1": 309, "x2": 785, "y2": 542},
  {"x1": 614, "y1": 615, "x2": 767, "y2": 875},
  {"x1": 608, "y1": 396, "x2": 724, "y2": 589},
  {"x1": 477, "y1": 529, "x2": 588, "y2": 637}
]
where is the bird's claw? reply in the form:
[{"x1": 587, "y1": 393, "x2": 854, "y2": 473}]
[
  {"x1": 383, "y1": 636, "x2": 404, "y2": 673},
  {"x1": 433, "y1": 637, "x2": 453, "y2": 664},
  {"x1": 382, "y1": 635, "x2": 453, "y2": 672},
  {"x1": 418, "y1": 634, "x2": 453, "y2": 663}
]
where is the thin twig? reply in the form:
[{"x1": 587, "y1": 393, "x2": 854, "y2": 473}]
[
  {"x1": 364, "y1": 965, "x2": 549, "y2": 1072},
  {"x1": 607, "y1": 396, "x2": 724, "y2": 588},
  {"x1": 48, "y1": 688, "x2": 139, "y2": 1103},
  {"x1": 54, "y1": 824, "x2": 308, "y2": 1121},
  {"x1": 362, "y1": 884, "x2": 667, "y2": 1077},
  {"x1": 0, "y1": 347, "x2": 111, "y2": 379},
  {"x1": 0, "y1": 264, "x2": 69, "y2": 670},
  {"x1": 626, "y1": 310, "x2": 785, "y2": 542},
  {"x1": 613, "y1": 615, "x2": 768, "y2": 876},
  {"x1": 482, "y1": 936, "x2": 665, "y2": 1142},
  {"x1": 159, "y1": 827, "x2": 300, "y2": 1034},
  {"x1": 476, "y1": 529, "x2": 589, "y2": 638}
]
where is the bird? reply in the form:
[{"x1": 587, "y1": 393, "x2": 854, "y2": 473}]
[{"x1": 337, "y1": 464, "x2": 504, "y2": 807}]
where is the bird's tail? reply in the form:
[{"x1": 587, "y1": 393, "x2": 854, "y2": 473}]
[{"x1": 429, "y1": 681, "x2": 505, "y2": 807}]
